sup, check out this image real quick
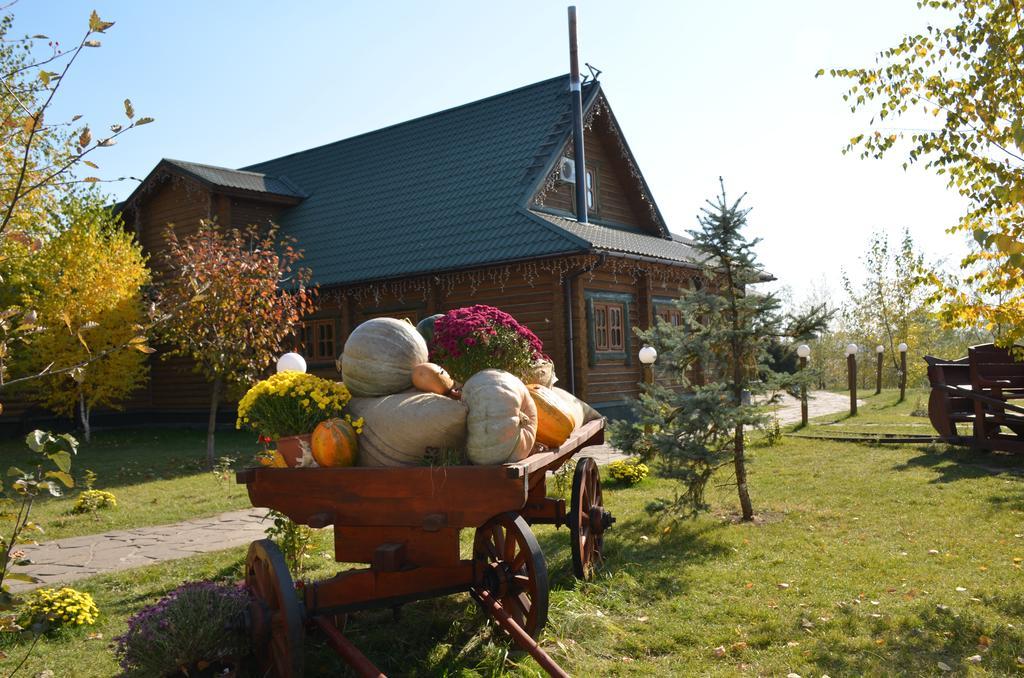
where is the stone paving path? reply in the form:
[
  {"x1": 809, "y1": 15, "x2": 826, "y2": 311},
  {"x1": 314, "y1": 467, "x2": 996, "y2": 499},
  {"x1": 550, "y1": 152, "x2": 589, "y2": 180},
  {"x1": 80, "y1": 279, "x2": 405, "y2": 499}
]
[
  {"x1": 13, "y1": 391, "x2": 854, "y2": 590},
  {"x1": 13, "y1": 508, "x2": 271, "y2": 591}
]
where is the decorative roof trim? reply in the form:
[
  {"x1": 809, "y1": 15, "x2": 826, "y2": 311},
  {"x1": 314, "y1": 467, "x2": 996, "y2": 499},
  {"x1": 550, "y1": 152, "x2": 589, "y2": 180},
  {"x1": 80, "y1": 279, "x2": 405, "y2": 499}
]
[{"x1": 525, "y1": 87, "x2": 671, "y2": 239}]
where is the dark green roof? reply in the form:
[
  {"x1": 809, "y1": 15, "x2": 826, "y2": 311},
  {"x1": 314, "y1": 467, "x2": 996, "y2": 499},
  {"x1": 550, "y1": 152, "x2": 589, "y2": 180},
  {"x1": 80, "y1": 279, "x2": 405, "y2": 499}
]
[
  {"x1": 244, "y1": 76, "x2": 598, "y2": 285},
  {"x1": 140, "y1": 76, "x2": 703, "y2": 286}
]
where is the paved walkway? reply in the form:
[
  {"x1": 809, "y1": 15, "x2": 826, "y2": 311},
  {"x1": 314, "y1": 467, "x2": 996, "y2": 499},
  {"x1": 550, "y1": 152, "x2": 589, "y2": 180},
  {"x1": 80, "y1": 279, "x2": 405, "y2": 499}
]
[
  {"x1": 13, "y1": 391, "x2": 853, "y2": 590},
  {"x1": 12, "y1": 508, "x2": 271, "y2": 591}
]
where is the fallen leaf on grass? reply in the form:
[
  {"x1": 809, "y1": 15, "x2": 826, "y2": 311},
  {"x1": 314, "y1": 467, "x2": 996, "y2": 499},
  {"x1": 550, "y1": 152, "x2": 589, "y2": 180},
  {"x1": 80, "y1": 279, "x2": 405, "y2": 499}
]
[
  {"x1": 730, "y1": 641, "x2": 748, "y2": 653},
  {"x1": 786, "y1": 640, "x2": 800, "y2": 647},
  {"x1": 936, "y1": 604, "x2": 950, "y2": 612},
  {"x1": 955, "y1": 587, "x2": 967, "y2": 592},
  {"x1": 787, "y1": 673, "x2": 802, "y2": 678},
  {"x1": 870, "y1": 613, "x2": 882, "y2": 618},
  {"x1": 937, "y1": 661, "x2": 952, "y2": 672},
  {"x1": 801, "y1": 618, "x2": 814, "y2": 629},
  {"x1": 87, "y1": 632, "x2": 103, "y2": 640},
  {"x1": 636, "y1": 616, "x2": 648, "y2": 623},
  {"x1": 745, "y1": 582, "x2": 754, "y2": 589},
  {"x1": 978, "y1": 635, "x2": 992, "y2": 648},
  {"x1": 713, "y1": 646, "x2": 727, "y2": 658},
  {"x1": 778, "y1": 582, "x2": 790, "y2": 590},
  {"x1": 979, "y1": 565, "x2": 988, "y2": 572},
  {"x1": 928, "y1": 549, "x2": 940, "y2": 555},
  {"x1": 967, "y1": 655, "x2": 982, "y2": 664}
]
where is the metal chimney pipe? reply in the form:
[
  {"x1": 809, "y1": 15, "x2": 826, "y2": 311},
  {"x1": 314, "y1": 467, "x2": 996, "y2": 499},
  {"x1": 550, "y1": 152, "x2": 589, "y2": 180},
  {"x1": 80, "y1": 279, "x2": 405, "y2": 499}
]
[{"x1": 568, "y1": 6, "x2": 588, "y2": 224}]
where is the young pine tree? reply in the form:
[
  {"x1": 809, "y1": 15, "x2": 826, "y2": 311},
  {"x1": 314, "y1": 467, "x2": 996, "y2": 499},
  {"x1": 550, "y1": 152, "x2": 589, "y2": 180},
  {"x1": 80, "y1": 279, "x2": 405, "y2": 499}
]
[{"x1": 611, "y1": 180, "x2": 827, "y2": 521}]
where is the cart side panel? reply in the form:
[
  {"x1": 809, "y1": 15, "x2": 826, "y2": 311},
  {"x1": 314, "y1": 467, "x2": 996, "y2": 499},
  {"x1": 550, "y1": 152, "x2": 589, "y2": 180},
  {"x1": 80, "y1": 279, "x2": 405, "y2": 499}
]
[
  {"x1": 334, "y1": 525, "x2": 461, "y2": 568},
  {"x1": 241, "y1": 465, "x2": 528, "y2": 529}
]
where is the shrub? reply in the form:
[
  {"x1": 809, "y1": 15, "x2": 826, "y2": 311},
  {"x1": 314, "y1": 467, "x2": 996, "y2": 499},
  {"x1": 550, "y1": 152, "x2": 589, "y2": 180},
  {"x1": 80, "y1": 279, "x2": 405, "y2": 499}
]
[
  {"x1": 236, "y1": 371, "x2": 352, "y2": 439},
  {"x1": 264, "y1": 510, "x2": 317, "y2": 574},
  {"x1": 910, "y1": 395, "x2": 929, "y2": 417},
  {"x1": 115, "y1": 581, "x2": 250, "y2": 677},
  {"x1": 72, "y1": 489, "x2": 117, "y2": 514},
  {"x1": 607, "y1": 458, "x2": 650, "y2": 485},
  {"x1": 21, "y1": 587, "x2": 98, "y2": 630},
  {"x1": 764, "y1": 416, "x2": 783, "y2": 446},
  {"x1": 429, "y1": 305, "x2": 547, "y2": 383}
]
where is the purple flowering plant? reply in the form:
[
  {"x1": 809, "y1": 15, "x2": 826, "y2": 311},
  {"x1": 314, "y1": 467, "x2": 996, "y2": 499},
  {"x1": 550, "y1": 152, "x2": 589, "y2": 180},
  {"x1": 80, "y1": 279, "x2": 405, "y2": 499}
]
[
  {"x1": 115, "y1": 581, "x2": 251, "y2": 676},
  {"x1": 429, "y1": 305, "x2": 547, "y2": 383}
]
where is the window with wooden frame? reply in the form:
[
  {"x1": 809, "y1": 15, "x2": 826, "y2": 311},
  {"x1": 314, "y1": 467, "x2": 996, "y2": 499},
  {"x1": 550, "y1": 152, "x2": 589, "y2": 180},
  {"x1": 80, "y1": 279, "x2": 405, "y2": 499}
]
[
  {"x1": 302, "y1": 319, "x2": 336, "y2": 362},
  {"x1": 657, "y1": 307, "x2": 682, "y2": 326},
  {"x1": 584, "y1": 166, "x2": 599, "y2": 213},
  {"x1": 593, "y1": 301, "x2": 625, "y2": 351},
  {"x1": 585, "y1": 291, "x2": 633, "y2": 366},
  {"x1": 653, "y1": 296, "x2": 683, "y2": 328}
]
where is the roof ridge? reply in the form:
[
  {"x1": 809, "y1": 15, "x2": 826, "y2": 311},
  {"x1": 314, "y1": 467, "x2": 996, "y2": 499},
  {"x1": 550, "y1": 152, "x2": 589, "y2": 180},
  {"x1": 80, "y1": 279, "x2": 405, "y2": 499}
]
[
  {"x1": 241, "y1": 74, "x2": 591, "y2": 171},
  {"x1": 163, "y1": 158, "x2": 278, "y2": 178}
]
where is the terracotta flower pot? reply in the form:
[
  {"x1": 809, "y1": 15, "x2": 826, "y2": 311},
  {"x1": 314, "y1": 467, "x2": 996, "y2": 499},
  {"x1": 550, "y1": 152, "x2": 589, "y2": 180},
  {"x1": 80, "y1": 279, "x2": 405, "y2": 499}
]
[{"x1": 276, "y1": 433, "x2": 313, "y2": 467}]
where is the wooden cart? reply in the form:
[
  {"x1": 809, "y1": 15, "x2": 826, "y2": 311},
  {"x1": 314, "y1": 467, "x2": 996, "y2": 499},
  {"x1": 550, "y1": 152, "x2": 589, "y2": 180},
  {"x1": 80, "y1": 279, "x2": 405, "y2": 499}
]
[{"x1": 235, "y1": 418, "x2": 610, "y2": 677}]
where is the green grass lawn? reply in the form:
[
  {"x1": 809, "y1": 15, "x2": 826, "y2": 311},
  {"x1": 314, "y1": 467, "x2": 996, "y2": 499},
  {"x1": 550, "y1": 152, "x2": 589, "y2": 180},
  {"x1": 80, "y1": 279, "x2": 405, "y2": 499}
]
[
  {"x1": 799, "y1": 387, "x2": 937, "y2": 435},
  {"x1": 3, "y1": 396, "x2": 1024, "y2": 676},
  {"x1": 0, "y1": 428, "x2": 260, "y2": 541}
]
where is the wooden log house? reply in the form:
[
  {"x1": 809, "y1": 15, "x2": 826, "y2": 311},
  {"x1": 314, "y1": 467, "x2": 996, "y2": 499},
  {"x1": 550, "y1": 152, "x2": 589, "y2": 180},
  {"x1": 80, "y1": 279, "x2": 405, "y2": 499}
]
[{"x1": 108, "y1": 75, "x2": 707, "y2": 422}]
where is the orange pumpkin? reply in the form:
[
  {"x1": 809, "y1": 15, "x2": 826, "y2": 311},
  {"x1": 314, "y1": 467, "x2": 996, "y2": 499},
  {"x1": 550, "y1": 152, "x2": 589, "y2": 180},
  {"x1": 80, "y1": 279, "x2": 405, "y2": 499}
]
[
  {"x1": 527, "y1": 384, "x2": 578, "y2": 448},
  {"x1": 411, "y1": 362, "x2": 455, "y2": 395},
  {"x1": 311, "y1": 418, "x2": 359, "y2": 467}
]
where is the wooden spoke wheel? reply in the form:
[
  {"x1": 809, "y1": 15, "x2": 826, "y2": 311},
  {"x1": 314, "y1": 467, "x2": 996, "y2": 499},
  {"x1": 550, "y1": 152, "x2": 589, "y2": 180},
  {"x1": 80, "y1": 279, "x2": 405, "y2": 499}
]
[
  {"x1": 569, "y1": 457, "x2": 614, "y2": 580},
  {"x1": 245, "y1": 539, "x2": 305, "y2": 678},
  {"x1": 473, "y1": 512, "x2": 549, "y2": 640}
]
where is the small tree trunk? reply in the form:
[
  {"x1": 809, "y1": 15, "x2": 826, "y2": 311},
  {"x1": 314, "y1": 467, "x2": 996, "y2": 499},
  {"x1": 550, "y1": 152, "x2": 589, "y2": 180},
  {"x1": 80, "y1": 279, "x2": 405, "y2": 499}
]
[
  {"x1": 206, "y1": 376, "x2": 223, "y2": 467},
  {"x1": 734, "y1": 423, "x2": 753, "y2": 521},
  {"x1": 79, "y1": 391, "x2": 91, "y2": 443}
]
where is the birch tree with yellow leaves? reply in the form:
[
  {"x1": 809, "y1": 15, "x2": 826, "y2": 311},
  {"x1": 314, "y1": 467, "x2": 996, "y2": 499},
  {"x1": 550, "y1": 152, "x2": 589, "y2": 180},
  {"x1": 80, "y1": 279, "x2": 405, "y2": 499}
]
[
  {"x1": 14, "y1": 195, "x2": 150, "y2": 441},
  {"x1": 825, "y1": 0, "x2": 1024, "y2": 348}
]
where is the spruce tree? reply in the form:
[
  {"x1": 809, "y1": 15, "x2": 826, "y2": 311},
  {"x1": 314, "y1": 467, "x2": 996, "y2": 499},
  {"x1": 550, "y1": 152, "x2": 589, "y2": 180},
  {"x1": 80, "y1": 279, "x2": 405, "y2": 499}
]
[{"x1": 611, "y1": 180, "x2": 828, "y2": 520}]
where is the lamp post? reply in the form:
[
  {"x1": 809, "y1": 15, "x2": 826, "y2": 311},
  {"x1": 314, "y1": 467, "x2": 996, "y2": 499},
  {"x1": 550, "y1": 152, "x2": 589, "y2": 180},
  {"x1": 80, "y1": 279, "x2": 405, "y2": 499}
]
[
  {"x1": 638, "y1": 345, "x2": 658, "y2": 435},
  {"x1": 846, "y1": 343, "x2": 859, "y2": 416},
  {"x1": 797, "y1": 344, "x2": 810, "y2": 427},
  {"x1": 875, "y1": 344, "x2": 884, "y2": 395},
  {"x1": 898, "y1": 342, "x2": 908, "y2": 402},
  {"x1": 276, "y1": 352, "x2": 307, "y2": 374}
]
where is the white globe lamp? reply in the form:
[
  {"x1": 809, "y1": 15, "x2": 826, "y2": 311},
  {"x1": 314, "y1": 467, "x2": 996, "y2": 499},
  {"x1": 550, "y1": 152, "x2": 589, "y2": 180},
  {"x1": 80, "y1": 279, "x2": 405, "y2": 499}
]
[
  {"x1": 898, "y1": 342, "x2": 908, "y2": 353},
  {"x1": 845, "y1": 343, "x2": 859, "y2": 357},
  {"x1": 876, "y1": 345, "x2": 884, "y2": 354},
  {"x1": 638, "y1": 345, "x2": 658, "y2": 365},
  {"x1": 276, "y1": 352, "x2": 307, "y2": 374},
  {"x1": 796, "y1": 344, "x2": 811, "y2": 359}
]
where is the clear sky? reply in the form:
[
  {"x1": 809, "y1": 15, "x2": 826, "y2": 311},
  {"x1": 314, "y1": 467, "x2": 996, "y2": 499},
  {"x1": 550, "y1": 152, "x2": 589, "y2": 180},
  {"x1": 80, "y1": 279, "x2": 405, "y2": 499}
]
[{"x1": 9, "y1": 0, "x2": 969, "y2": 302}]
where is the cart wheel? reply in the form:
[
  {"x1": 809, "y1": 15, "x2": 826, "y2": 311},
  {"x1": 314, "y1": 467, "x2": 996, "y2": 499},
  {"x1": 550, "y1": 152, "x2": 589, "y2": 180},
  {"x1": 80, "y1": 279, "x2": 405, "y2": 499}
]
[
  {"x1": 245, "y1": 539, "x2": 305, "y2": 678},
  {"x1": 473, "y1": 512, "x2": 549, "y2": 640},
  {"x1": 570, "y1": 457, "x2": 615, "y2": 580}
]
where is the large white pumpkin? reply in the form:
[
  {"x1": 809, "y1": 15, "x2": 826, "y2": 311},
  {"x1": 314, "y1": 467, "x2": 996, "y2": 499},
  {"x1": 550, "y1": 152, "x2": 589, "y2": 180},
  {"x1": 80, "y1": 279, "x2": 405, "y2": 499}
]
[
  {"x1": 463, "y1": 369, "x2": 538, "y2": 465},
  {"x1": 348, "y1": 390, "x2": 467, "y2": 467},
  {"x1": 341, "y1": 318, "x2": 429, "y2": 397}
]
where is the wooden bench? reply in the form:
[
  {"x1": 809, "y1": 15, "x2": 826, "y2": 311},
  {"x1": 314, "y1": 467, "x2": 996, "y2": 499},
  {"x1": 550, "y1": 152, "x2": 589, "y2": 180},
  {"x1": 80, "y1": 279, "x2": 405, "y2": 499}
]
[{"x1": 926, "y1": 343, "x2": 1024, "y2": 453}]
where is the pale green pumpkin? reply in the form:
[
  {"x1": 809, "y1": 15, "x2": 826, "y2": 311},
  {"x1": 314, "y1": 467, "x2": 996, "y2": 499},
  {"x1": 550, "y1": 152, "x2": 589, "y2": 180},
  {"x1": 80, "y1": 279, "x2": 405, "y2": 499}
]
[{"x1": 341, "y1": 318, "x2": 429, "y2": 397}]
